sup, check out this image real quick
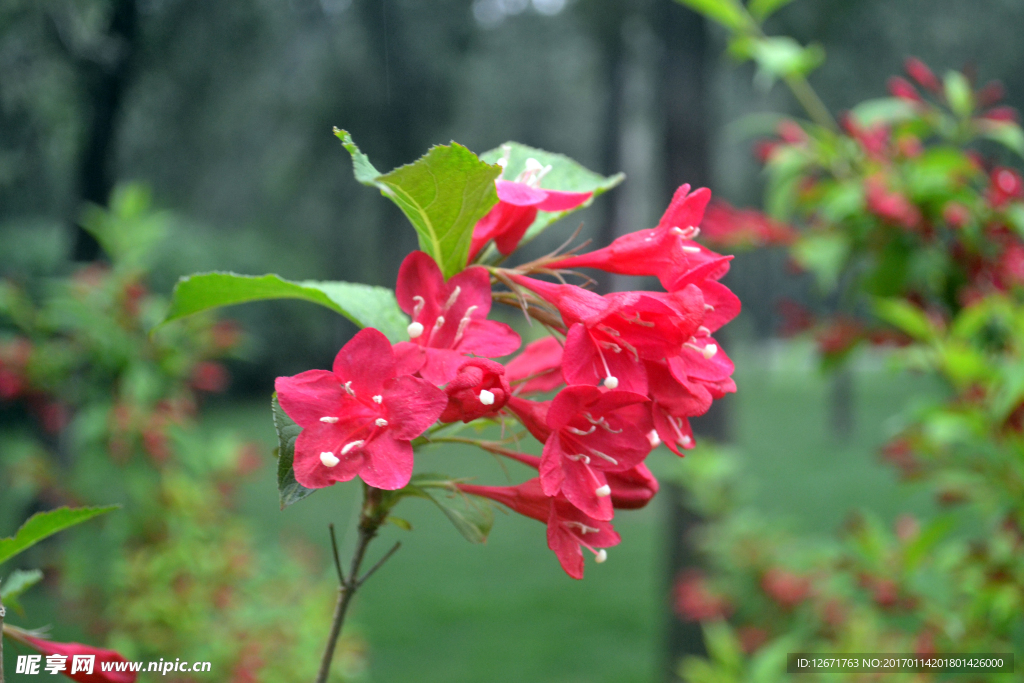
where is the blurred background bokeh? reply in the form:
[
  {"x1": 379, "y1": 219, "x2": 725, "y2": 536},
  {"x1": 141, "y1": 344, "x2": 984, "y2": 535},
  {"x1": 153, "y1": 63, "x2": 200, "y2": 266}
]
[{"x1": 3, "y1": 0, "x2": 1024, "y2": 681}]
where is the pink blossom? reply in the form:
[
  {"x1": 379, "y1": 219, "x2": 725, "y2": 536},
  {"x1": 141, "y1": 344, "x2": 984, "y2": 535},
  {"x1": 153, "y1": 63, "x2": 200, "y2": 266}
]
[
  {"x1": 505, "y1": 336, "x2": 565, "y2": 394},
  {"x1": 459, "y1": 478, "x2": 620, "y2": 579},
  {"x1": 470, "y1": 172, "x2": 592, "y2": 260},
  {"x1": 508, "y1": 274, "x2": 704, "y2": 393},
  {"x1": 275, "y1": 328, "x2": 447, "y2": 490},
  {"x1": 546, "y1": 184, "x2": 730, "y2": 289},
  {"x1": 393, "y1": 251, "x2": 520, "y2": 385},
  {"x1": 540, "y1": 385, "x2": 651, "y2": 520},
  {"x1": 439, "y1": 358, "x2": 510, "y2": 423}
]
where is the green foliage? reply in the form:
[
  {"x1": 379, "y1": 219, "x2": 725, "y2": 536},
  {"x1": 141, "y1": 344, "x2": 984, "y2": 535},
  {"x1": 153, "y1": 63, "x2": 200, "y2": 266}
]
[
  {"x1": 337, "y1": 129, "x2": 501, "y2": 279},
  {"x1": 0, "y1": 506, "x2": 117, "y2": 566},
  {"x1": 0, "y1": 568, "x2": 44, "y2": 613},
  {"x1": 163, "y1": 272, "x2": 408, "y2": 342},
  {"x1": 674, "y1": 0, "x2": 750, "y2": 32},
  {"x1": 479, "y1": 141, "x2": 624, "y2": 253},
  {"x1": 272, "y1": 395, "x2": 316, "y2": 510},
  {"x1": 403, "y1": 474, "x2": 495, "y2": 544}
]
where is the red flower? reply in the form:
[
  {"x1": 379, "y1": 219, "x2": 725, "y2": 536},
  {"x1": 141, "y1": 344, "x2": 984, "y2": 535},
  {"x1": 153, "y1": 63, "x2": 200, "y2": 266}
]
[
  {"x1": 190, "y1": 361, "x2": 229, "y2": 393},
  {"x1": 904, "y1": 57, "x2": 940, "y2": 92},
  {"x1": 988, "y1": 166, "x2": 1024, "y2": 207},
  {"x1": 673, "y1": 570, "x2": 731, "y2": 621},
  {"x1": 439, "y1": 358, "x2": 510, "y2": 423},
  {"x1": 547, "y1": 184, "x2": 732, "y2": 290},
  {"x1": 700, "y1": 201, "x2": 796, "y2": 249},
  {"x1": 459, "y1": 478, "x2": 620, "y2": 579},
  {"x1": 887, "y1": 76, "x2": 921, "y2": 102},
  {"x1": 275, "y1": 328, "x2": 447, "y2": 490},
  {"x1": 865, "y1": 176, "x2": 920, "y2": 228},
  {"x1": 539, "y1": 385, "x2": 651, "y2": 520},
  {"x1": 6, "y1": 630, "x2": 137, "y2": 682},
  {"x1": 476, "y1": 447, "x2": 659, "y2": 510},
  {"x1": 393, "y1": 251, "x2": 520, "y2": 385},
  {"x1": 469, "y1": 167, "x2": 592, "y2": 259},
  {"x1": 509, "y1": 274, "x2": 704, "y2": 393},
  {"x1": 761, "y1": 568, "x2": 812, "y2": 608},
  {"x1": 505, "y1": 337, "x2": 565, "y2": 394}
]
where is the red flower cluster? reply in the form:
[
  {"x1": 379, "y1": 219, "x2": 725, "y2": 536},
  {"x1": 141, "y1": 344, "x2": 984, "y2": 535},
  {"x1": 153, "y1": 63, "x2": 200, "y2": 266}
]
[{"x1": 275, "y1": 182, "x2": 738, "y2": 579}]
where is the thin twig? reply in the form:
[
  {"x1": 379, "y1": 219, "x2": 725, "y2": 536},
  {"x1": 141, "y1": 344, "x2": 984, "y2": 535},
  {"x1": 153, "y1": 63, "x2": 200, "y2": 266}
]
[
  {"x1": 357, "y1": 541, "x2": 402, "y2": 587},
  {"x1": 314, "y1": 491, "x2": 386, "y2": 683},
  {"x1": 328, "y1": 524, "x2": 345, "y2": 585},
  {"x1": 1, "y1": 594, "x2": 6, "y2": 683}
]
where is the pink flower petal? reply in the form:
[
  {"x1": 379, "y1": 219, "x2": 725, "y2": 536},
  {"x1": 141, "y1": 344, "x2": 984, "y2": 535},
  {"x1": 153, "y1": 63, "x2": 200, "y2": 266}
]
[
  {"x1": 360, "y1": 431, "x2": 415, "y2": 490},
  {"x1": 332, "y1": 328, "x2": 395, "y2": 396},
  {"x1": 382, "y1": 375, "x2": 448, "y2": 440},
  {"x1": 275, "y1": 369, "x2": 345, "y2": 427}
]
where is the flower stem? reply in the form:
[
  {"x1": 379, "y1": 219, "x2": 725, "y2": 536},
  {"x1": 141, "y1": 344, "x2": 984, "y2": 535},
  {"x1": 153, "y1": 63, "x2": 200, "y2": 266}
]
[
  {"x1": 314, "y1": 487, "x2": 398, "y2": 683},
  {"x1": 1, "y1": 594, "x2": 6, "y2": 683}
]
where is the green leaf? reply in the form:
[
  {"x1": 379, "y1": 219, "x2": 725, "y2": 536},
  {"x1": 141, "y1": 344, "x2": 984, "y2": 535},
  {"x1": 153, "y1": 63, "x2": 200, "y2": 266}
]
[
  {"x1": 943, "y1": 71, "x2": 974, "y2": 118},
  {"x1": 850, "y1": 97, "x2": 919, "y2": 127},
  {"x1": 674, "y1": 0, "x2": 751, "y2": 32},
  {"x1": 978, "y1": 120, "x2": 1024, "y2": 157},
  {"x1": 337, "y1": 130, "x2": 501, "y2": 279},
  {"x1": 702, "y1": 620, "x2": 743, "y2": 672},
  {"x1": 1, "y1": 568, "x2": 43, "y2": 612},
  {"x1": 79, "y1": 183, "x2": 168, "y2": 269},
  {"x1": 791, "y1": 232, "x2": 849, "y2": 291},
  {"x1": 479, "y1": 142, "x2": 624, "y2": 251},
  {"x1": 0, "y1": 506, "x2": 118, "y2": 566},
  {"x1": 272, "y1": 395, "x2": 317, "y2": 510},
  {"x1": 873, "y1": 298, "x2": 938, "y2": 342},
  {"x1": 406, "y1": 474, "x2": 493, "y2": 544},
  {"x1": 751, "y1": 37, "x2": 824, "y2": 85},
  {"x1": 748, "y1": 0, "x2": 794, "y2": 21},
  {"x1": 162, "y1": 272, "x2": 408, "y2": 342},
  {"x1": 385, "y1": 516, "x2": 413, "y2": 531}
]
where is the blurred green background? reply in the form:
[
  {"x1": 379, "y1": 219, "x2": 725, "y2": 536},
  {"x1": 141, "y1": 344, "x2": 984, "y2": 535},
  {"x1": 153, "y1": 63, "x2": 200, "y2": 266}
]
[{"x1": 2, "y1": 0, "x2": 1023, "y2": 681}]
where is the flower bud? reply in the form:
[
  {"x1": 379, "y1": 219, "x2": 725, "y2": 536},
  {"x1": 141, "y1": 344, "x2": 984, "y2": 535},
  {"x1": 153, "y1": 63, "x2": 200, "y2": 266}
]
[{"x1": 439, "y1": 358, "x2": 510, "y2": 423}]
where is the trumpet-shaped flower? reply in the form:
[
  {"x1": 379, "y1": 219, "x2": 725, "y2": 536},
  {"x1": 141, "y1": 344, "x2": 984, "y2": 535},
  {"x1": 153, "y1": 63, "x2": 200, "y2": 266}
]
[
  {"x1": 394, "y1": 251, "x2": 520, "y2": 385},
  {"x1": 540, "y1": 385, "x2": 651, "y2": 520},
  {"x1": 275, "y1": 328, "x2": 447, "y2": 490},
  {"x1": 546, "y1": 184, "x2": 731, "y2": 289},
  {"x1": 469, "y1": 162, "x2": 592, "y2": 260},
  {"x1": 508, "y1": 274, "x2": 704, "y2": 393},
  {"x1": 439, "y1": 358, "x2": 510, "y2": 423},
  {"x1": 5, "y1": 630, "x2": 137, "y2": 683},
  {"x1": 459, "y1": 478, "x2": 620, "y2": 579}
]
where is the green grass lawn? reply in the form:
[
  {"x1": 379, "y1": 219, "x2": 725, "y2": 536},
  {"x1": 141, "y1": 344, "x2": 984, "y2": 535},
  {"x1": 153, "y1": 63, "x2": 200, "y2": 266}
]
[{"x1": 202, "y1": 340, "x2": 941, "y2": 683}]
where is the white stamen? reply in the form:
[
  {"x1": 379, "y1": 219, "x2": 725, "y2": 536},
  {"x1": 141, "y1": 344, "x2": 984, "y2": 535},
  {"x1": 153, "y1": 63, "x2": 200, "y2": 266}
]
[
  {"x1": 444, "y1": 286, "x2": 462, "y2": 311},
  {"x1": 590, "y1": 450, "x2": 619, "y2": 466},
  {"x1": 454, "y1": 305, "x2": 478, "y2": 344},
  {"x1": 320, "y1": 416, "x2": 339, "y2": 424},
  {"x1": 595, "y1": 549, "x2": 608, "y2": 563},
  {"x1": 320, "y1": 452, "x2": 340, "y2": 467},
  {"x1": 566, "y1": 425, "x2": 597, "y2": 436},
  {"x1": 496, "y1": 157, "x2": 508, "y2": 168},
  {"x1": 681, "y1": 245, "x2": 701, "y2": 253},
  {"x1": 433, "y1": 316, "x2": 446, "y2": 330},
  {"x1": 524, "y1": 157, "x2": 545, "y2": 173},
  {"x1": 681, "y1": 434, "x2": 692, "y2": 446},
  {"x1": 566, "y1": 453, "x2": 591, "y2": 465},
  {"x1": 563, "y1": 520, "x2": 600, "y2": 534},
  {"x1": 595, "y1": 485, "x2": 611, "y2": 497},
  {"x1": 704, "y1": 303, "x2": 715, "y2": 312},
  {"x1": 648, "y1": 429, "x2": 661, "y2": 448},
  {"x1": 343, "y1": 381, "x2": 355, "y2": 396},
  {"x1": 407, "y1": 321, "x2": 424, "y2": 338},
  {"x1": 479, "y1": 389, "x2": 495, "y2": 405},
  {"x1": 670, "y1": 226, "x2": 701, "y2": 239},
  {"x1": 341, "y1": 440, "x2": 365, "y2": 455},
  {"x1": 697, "y1": 326, "x2": 711, "y2": 336},
  {"x1": 702, "y1": 344, "x2": 718, "y2": 359},
  {"x1": 412, "y1": 295, "x2": 426, "y2": 318},
  {"x1": 603, "y1": 376, "x2": 619, "y2": 389},
  {"x1": 375, "y1": 418, "x2": 388, "y2": 427},
  {"x1": 372, "y1": 395, "x2": 383, "y2": 404}
]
